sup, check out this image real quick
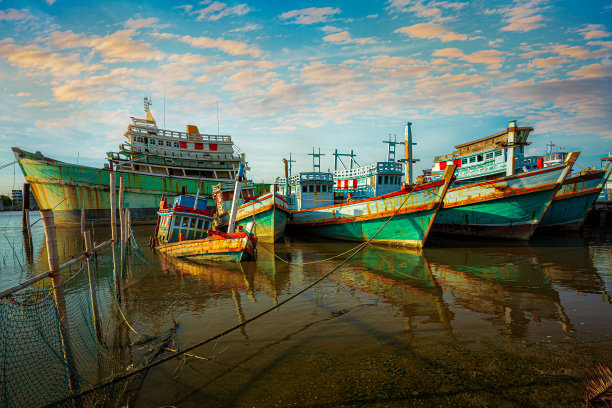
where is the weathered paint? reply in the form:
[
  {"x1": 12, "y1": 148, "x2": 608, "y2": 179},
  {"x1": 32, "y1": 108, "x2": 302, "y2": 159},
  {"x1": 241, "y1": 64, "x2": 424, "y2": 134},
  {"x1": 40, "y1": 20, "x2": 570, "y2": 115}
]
[
  {"x1": 539, "y1": 163, "x2": 612, "y2": 230},
  {"x1": 156, "y1": 232, "x2": 257, "y2": 263},
  {"x1": 217, "y1": 191, "x2": 290, "y2": 242},
  {"x1": 432, "y1": 154, "x2": 577, "y2": 240},
  {"x1": 288, "y1": 166, "x2": 456, "y2": 248},
  {"x1": 13, "y1": 148, "x2": 217, "y2": 226}
]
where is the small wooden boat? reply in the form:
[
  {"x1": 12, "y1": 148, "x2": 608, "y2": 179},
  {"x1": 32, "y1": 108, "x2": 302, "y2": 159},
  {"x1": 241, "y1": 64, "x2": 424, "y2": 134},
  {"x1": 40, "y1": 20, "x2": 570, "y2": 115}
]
[{"x1": 155, "y1": 163, "x2": 258, "y2": 262}]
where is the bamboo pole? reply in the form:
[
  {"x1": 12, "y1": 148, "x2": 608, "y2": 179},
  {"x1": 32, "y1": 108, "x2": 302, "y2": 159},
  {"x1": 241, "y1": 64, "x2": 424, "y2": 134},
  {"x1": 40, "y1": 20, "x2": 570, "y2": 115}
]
[
  {"x1": 118, "y1": 176, "x2": 125, "y2": 244},
  {"x1": 22, "y1": 183, "x2": 30, "y2": 233},
  {"x1": 80, "y1": 208, "x2": 85, "y2": 237},
  {"x1": 40, "y1": 210, "x2": 81, "y2": 397},
  {"x1": 124, "y1": 208, "x2": 131, "y2": 244},
  {"x1": 84, "y1": 230, "x2": 102, "y2": 343},
  {"x1": 110, "y1": 172, "x2": 117, "y2": 242}
]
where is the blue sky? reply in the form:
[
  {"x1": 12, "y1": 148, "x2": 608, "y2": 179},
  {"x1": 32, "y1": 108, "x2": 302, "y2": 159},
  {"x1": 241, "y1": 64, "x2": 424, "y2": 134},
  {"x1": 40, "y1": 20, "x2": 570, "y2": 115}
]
[{"x1": 1, "y1": 0, "x2": 611, "y2": 193}]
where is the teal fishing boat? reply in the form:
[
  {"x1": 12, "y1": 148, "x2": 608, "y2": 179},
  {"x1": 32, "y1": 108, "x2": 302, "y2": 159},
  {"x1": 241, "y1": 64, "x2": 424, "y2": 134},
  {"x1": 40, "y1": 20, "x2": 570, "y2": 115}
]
[
  {"x1": 538, "y1": 144, "x2": 612, "y2": 230},
  {"x1": 213, "y1": 181, "x2": 290, "y2": 243},
  {"x1": 281, "y1": 165, "x2": 456, "y2": 248},
  {"x1": 428, "y1": 121, "x2": 579, "y2": 239}
]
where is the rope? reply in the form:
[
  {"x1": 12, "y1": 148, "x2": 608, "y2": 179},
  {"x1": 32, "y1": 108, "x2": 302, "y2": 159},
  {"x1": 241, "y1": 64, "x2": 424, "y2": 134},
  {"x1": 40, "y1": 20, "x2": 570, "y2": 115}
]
[
  {"x1": 50, "y1": 180, "x2": 425, "y2": 405},
  {"x1": 258, "y1": 241, "x2": 368, "y2": 265}
]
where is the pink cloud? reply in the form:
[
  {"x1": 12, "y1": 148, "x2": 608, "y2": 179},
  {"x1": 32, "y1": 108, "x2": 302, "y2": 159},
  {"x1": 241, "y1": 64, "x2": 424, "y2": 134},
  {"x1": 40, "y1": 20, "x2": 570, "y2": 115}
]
[
  {"x1": 394, "y1": 23, "x2": 467, "y2": 42},
  {"x1": 322, "y1": 31, "x2": 377, "y2": 45},
  {"x1": 279, "y1": 7, "x2": 341, "y2": 25}
]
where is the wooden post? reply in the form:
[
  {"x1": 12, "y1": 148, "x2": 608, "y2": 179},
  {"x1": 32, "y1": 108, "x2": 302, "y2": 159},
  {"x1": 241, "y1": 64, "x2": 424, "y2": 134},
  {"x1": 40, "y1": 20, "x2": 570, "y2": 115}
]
[
  {"x1": 119, "y1": 176, "x2": 125, "y2": 244},
  {"x1": 22, "y1": 183, "x2": 30, "y2": 232},
  {"x1": 40, "y1": 210, "x2": 81, "y2": 396},
  {"x1": 124, "y1": 208, "x2": 131, "y2": 244},
  {"x1": 84, "y1": 230, "x2": 102, "y2": 343},
  {"x1": 80, "y1": 208, "x2": 85, "y2": 237},
  {"x1": 110, "y1": 172, "x2": 117, "y2": 242}
]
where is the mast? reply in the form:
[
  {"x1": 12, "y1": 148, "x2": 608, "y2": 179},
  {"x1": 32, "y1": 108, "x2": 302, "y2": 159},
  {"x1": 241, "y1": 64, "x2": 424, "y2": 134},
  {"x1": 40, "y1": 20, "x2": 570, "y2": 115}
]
[
  {"x1": 401, "y1": 122, "x2": 419, "y2": 184},
  {"x1": 506, "y1": 120, "x2": 518, "y2": 177},
  {"x1": 227, "y1": 163, "x2": 245, "y2": 234}
]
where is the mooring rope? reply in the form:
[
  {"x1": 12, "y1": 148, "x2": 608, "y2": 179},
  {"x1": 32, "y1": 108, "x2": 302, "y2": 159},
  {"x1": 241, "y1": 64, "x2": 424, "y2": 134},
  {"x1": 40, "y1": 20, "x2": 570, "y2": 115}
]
[{"x1": 47, "y1": 179, "x2": 427, "y2": 405}]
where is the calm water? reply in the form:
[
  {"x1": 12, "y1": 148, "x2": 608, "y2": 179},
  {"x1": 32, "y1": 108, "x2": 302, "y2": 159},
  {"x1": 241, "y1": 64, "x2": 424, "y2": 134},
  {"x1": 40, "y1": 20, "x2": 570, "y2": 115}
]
[{"x1": 1, "y1": 211, "x2": 611, "y2": 407}]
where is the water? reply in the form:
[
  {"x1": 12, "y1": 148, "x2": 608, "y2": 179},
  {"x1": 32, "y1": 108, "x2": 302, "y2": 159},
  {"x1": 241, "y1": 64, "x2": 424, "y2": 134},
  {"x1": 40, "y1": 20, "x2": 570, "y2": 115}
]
[{"x1": 1, "y1": 211, "x2": 611, "y2": 406}]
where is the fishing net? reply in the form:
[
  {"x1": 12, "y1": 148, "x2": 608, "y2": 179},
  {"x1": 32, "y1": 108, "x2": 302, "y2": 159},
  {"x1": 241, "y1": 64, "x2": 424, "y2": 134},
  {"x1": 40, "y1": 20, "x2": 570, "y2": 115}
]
[{"x1": 0, "y1": 242, "x2": 175, "y2": 407}]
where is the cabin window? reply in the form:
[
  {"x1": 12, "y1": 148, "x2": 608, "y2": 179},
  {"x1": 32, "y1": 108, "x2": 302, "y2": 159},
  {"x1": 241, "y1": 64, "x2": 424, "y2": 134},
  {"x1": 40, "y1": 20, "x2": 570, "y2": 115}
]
[
  {"x1": 495, "y1": 150, "x2": 502, "y2": 157},
  {"x1": 322, "y1": 185, "x2": 327, "y2": 192},
  {"x1": 197, "y1": 219, "x2": 203, "y2": 229},
  {"x1": 485, "y1": 152, "x2": 493, "y2": 160},
  {"x1": 166, "y1": 141, "x2": 172, "y2": 147},
  {"x1": 384, "y1": 176, "x2": 389, "y2": 184},
  {"x1": 150, "y1": 139, "x2": 157, "y2": 144},
  {"x1": 175, "y1": 217, "x2": 181, "y2": 226},
  {"x1": 477, "y1": 154, "x2": 483, "y2": 162},
  {"x1": 174, "y1": 142, "x2": 180, "y2": 148},
  {"x1": 302, "y1": 186, "x2": 307, "y2": 193},
  {"x1": 378, "y1": 175, "x2": 383, "y2": 184},
  {"x1": 461, "y1": 158, "x2": 467, "y2": 165},
  {"x1": 182, "y1": 218, "x2": 189, "y2": 227},
  {"x1": 204, "y1": 221, "x2": 209, "y2": 229},
  {"x1": 309, "y1": 185, "x2": 314, "y2": 192},
  {"x1": 316, "y1": 185, "x2": 321, "y2": 192},
  {"x1": 469, "y1": 156, "x2": 476, "y2": 163}
]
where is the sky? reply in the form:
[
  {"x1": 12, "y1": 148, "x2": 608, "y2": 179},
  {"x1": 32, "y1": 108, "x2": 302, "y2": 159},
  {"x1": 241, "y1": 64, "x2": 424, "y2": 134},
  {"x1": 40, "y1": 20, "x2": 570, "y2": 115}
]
[{"x1": 1, "y1": 0, "x2": 611, "y2": 193}]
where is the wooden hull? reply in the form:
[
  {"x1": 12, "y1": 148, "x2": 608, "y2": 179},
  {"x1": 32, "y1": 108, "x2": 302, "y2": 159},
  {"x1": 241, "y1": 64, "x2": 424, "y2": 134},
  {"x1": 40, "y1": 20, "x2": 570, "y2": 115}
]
[
  {"x1": 156, "y1": 233, "x2": 257, "y2": 263},
  {"x1": 539, "y1": 165, "x2": 611, "y2": 231},
  {"x1": 218, "y1": 192, "x2": 290, "y2": 242},
  {"x1": 432, "y1": 159, "x2": 575, "y2": 240},
  {"x1": 287, "y1": 167, "x2": 456, "y2": 248}
]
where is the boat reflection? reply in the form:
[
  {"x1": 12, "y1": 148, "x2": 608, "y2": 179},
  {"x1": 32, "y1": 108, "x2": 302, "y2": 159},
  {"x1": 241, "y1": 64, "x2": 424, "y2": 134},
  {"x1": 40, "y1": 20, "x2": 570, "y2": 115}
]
[
  {"x1": 424, "y1": 246, "x2": 575, "y2": 338},
  {"x1": 335, "y1": 244, "x2": 454, "y2": 340}
]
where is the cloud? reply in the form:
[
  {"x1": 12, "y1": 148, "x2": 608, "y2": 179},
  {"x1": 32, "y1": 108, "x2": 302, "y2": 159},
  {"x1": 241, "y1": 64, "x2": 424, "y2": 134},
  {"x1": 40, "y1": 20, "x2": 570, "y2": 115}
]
[
  {"x1": 577, "y1": 24, "x2": 611, "y2": 40},
  {"x1": 387, "y1": 0, "x2": 467, "y2": 22},
  {"x1": 568, "y1": 62, "x2": 612, "y2": 78},
  {"x1": 19, "y1": 98, "x2": 50, "y2": 108},
  {"x1": 163, "y1": 33, "x2": 262, "y2": 58},
  {"x1": 193, "y1": 1, "x2": 250, "y2": 21},
  {"x1": 394, "y1": 23, "x2": 467, "y2": 42},
  {"x1": 43, "y1": 29, "x2": 165, "y2": 62},
  {"x1": 16, "y1": 92, "x2": 31, "y2": 97},
  {"x1": 278, "y1": 7, "x2": 341, "y2": 25},
  {"x1": 46, "y1": 0, "x2": 56, "y2": 5},
  {"x1": 226, "y1": 23, "x2": 260, "y2": 33},
  {"x1": 486, "y1": 0, "x2": 549, "y2": 32},
  {"x1": 123, "y1": 17, "x2": 169, "y2": 30},
  {"x1": 0, "y1": 40, "x2": 105, "y2": 77},
  {"x1": 0, "y1": 8, "x2": 32, "y2": 21},
  {"x1": 433, "y1": 47, "x2": 507, "y2": 68},
  {"x1": 322, "y1": 31, "x2": 377, "y2": 45}
]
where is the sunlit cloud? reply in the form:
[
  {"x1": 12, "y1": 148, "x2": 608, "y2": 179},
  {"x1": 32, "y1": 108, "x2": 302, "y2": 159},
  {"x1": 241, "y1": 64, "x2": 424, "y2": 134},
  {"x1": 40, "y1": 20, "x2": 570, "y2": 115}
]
[
  {"x1": 156, "y1": 33, "x2": 261, "y2": 57},
  {"x1": 19, "y1": 98, "x2": 50, "y2": 108},
  {"x1": 387, "y1": 0, "x2": 467, "y2": 22},
  {"x1": 0, "y1": 8, "x2": 32, "y2": 21},
  {"x1": 322, "y1": 31, "x2": 377, "y2": 45},
  {"x1": 394, "y1": 23, "x2": 467, "y2": 42},
  {"x1": 278, "y1": 7, "x2": 341, "y2": 25},
  {"x1": 486, "y1": 0, "x2": 549, "y2": 32},
  {"x1": 192, "y1": 1, "x2": 250, "y2": 21},
  {"x1": 577, "y1": 24, "x2": 611, "y2": 40}
]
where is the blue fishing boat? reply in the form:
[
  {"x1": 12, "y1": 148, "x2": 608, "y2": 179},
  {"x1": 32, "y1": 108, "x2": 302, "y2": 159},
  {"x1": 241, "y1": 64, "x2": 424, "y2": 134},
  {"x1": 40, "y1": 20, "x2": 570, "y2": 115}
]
[{"x1": 155, "y1": 164, "x2": 258, "y2": 262}]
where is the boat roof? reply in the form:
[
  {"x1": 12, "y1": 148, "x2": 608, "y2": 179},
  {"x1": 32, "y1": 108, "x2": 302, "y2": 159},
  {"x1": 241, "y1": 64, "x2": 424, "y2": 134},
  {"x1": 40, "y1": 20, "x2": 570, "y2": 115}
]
[{"x1": 454, "y1": 126, "x2": 533, "y2": 150}]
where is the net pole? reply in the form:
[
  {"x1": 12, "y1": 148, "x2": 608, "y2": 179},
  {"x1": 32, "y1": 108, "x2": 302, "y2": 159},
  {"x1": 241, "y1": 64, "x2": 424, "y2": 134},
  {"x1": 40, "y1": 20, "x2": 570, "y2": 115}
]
[
  {"x1": 84, "y1": 230, "x2": 102, "y2": 344},
  {"x1": 41, "y1": 210, "x2": 82, "y2": 402},
  {"x1": 110, "y1": 172, "x2": 117, "y2": 242}
]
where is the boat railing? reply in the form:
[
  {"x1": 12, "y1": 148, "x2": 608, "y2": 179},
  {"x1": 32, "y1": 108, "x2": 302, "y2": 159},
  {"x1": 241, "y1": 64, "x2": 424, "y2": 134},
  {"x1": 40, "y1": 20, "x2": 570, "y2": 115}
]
[
  {"x1": 434, "y1": 153, "x2": 458, "y2": 162},
  {"x1": 333, "y1": 162, "x2": 403, "y2": 180},
  {"x1": 126, "y1": 124, "x2": 232, "y2": 143},
  {"x1": 278, "y1": 172, "x2": 334, "y2": 185}
]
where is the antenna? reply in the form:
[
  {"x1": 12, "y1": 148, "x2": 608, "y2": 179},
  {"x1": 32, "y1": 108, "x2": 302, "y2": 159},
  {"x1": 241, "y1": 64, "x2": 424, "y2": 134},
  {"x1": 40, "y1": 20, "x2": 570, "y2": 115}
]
[
  {"x1": 307, "y1": 147, "x2": 325, "y2": 172},
  {"x1": 287, "y1": 152, "x2": 296, "y2": 177},
  {"x1": 383, "y1": 134, "x2": 405, "y2": 162},
  {"x1": 333, "y1": 149, "x2": 359, "y2": 170}
]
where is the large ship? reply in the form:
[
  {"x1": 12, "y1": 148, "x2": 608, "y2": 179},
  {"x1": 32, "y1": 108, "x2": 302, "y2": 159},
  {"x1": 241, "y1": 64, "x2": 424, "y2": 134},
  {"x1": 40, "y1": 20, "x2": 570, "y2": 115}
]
[{"x1": 13, "y1": 98, "x2": 255, "y2": 226}]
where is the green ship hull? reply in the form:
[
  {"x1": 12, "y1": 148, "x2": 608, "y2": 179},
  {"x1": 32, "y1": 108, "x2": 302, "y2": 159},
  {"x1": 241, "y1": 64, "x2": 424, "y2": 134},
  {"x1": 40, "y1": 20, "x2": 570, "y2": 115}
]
[{"x1": 12, "y1": 148, "x2": 266, "y2": 226}]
